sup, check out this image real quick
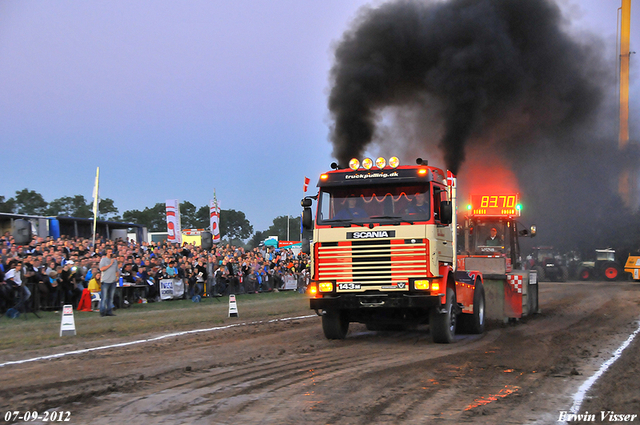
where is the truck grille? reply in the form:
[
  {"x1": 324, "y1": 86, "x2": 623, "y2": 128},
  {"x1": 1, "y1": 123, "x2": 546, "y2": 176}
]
[{"x1": 316, "y1": 239, "x2": 429, "y2": 286}]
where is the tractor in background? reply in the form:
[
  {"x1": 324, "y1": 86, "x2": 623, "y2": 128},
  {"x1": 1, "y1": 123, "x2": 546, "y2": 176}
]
[
  {"x1": 576, "y1": 249, "x2": 623, "y2": 281},
  {"x1": 527, "y1": 246, "x2": 569, "y2": 282}
]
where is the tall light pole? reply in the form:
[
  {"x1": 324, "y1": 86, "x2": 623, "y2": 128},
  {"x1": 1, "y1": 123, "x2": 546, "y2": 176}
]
[
  {"x1": 618, "y1": 0, "x2": 638, "y2": 210},
  {"x1": 620, "y1": 0, "x2": 631, "y2": 150}
]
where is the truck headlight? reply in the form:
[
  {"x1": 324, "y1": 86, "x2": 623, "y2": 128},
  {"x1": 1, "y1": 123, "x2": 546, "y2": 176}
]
[
  {"x1": 318, "y1": 281, "x2": 334, "y2": 292},
  {"x1": 414, "y1": 280, "x2": 430, "y2": 290}
]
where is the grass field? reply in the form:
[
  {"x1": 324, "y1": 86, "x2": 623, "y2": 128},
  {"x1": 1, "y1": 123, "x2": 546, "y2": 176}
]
[{"x1": 0, "y1": 291, "x2": 313, "y2": 353}]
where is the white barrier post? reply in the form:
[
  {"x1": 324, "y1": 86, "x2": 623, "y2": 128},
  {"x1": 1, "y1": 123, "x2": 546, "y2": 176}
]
[
  {"x1": 60, "y1": 304, "x2": 76, "y2": 336},
  {"x1": 228, "y1": 294, "x2": 239, "y2": 317}
]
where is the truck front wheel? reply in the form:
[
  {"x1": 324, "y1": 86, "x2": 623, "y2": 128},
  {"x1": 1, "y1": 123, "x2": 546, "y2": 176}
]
[
  {"x1": 322, "y1": 309, "x2": 349, "y2": 339},
  {"x1": 430, "y1": 288, "x2": 457, "y2": 343}
]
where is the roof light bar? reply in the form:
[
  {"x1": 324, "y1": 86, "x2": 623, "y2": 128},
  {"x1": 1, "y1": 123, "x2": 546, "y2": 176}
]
[{"x1": 345, "y1": 156, "x2": 401, "y2": 170}]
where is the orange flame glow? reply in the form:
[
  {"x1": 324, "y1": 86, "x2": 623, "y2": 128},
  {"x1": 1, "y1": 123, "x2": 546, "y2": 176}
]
[{"x1": 456, "y1": 146, "x2": 520, "y2": 203}]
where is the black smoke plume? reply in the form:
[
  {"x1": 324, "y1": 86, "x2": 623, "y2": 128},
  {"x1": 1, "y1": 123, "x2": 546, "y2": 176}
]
[
  {"x1": 327, "y1": 0, "x2": 640, "y2": 259},
  {"x1": 328, "y1": 0, "x2": 604, "y2": 174}
]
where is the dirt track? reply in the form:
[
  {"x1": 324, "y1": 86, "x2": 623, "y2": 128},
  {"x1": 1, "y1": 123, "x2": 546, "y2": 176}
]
[{"x1": 1, "y1": 280, "x2": 640, "y2": 424}]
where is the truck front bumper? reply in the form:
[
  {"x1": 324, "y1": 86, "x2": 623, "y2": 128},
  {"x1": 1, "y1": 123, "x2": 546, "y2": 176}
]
[{"x1": 310, "y1": 293, "x2": 442, "y2": 311}]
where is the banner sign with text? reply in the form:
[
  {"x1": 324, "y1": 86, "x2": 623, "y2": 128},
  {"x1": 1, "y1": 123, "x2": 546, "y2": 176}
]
[{"x1": 160, "y1": 278, "x2": 185, "y2": 300}]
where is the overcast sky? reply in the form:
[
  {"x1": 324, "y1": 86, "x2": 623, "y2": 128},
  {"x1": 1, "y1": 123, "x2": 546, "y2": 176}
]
[{"x1": 0, "y1": 0, "x2": 638, "y2": 233}]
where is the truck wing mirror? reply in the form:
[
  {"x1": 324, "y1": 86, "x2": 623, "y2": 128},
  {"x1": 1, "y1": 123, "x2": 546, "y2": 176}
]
[
  {"x1": 518, "y1": 225, "x2": 537, "y2": 237},
  {"x1": 440, "y1": 201, "x2": 452, "y2": 224},
  {"x1": 301, "y1": 197, "x2": 314, "y2": 230},
  {"x1": 302, "y1": 207, "x2": 313, "y2": 230},
  {"x1": 301, "y1": 239, "x2": 311, "y2": 255}
]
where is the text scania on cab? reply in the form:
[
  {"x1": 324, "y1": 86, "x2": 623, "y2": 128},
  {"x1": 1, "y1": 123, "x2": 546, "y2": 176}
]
[{"x1": 301, "y1": 156, "x2": 485, "y2": 343}]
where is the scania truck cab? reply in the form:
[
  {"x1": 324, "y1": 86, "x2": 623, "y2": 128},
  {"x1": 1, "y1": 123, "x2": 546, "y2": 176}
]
[{"x1": 302, "y1": 157, "x2": 485, "y2": 343}]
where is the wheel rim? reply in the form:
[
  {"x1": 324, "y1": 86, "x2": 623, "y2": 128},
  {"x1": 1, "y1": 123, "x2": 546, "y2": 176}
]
[
  {"x1": 605, "y1": 267, "x2": 618, "y2": 279},
  {"x1": 581, "y1": 270, "x2": 590, "y2": 279}
]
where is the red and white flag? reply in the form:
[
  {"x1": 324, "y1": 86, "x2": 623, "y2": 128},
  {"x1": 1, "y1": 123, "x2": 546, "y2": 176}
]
[
  {"x1": 446, "y1": 171, "x2": 456, "y2": 187},
  {"x1": 165, "y1": 199, "x2": 182, "y2": 245},
  {"x1": 209, "y1": 190, "x2": 221, "y2": 243},
  {"x1": 303, "y1": 176, "x2": 310, "y2": 193}
]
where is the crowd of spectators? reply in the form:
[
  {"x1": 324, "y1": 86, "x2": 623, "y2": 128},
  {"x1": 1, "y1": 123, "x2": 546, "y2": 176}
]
[{"x1": 0, "y1": 232, "x2": 310, "y2": 316}]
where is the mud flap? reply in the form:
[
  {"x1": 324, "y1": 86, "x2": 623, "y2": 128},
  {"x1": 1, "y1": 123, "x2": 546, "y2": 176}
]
[
  {"x1": 504, "y1": 274, "x2": 523, "y2": 318},
  {"x1": 454, "y1": 270, "x2": 479, "y2": 315}
]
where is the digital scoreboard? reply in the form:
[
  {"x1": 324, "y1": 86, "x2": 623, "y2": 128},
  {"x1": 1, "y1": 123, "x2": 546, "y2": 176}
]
[{"x1": 468, "y1": 194, "x2": 521, "y2": 217}]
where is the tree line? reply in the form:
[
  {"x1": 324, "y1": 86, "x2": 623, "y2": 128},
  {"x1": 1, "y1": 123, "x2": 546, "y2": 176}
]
[{"x1": 0, "y1": 189, "x2": 301, "y2": 245}]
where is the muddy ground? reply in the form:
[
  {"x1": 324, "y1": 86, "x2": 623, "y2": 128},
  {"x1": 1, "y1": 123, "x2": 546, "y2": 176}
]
[{"x1": 1, "y1": 280, "x2": 639, "y2": 424}]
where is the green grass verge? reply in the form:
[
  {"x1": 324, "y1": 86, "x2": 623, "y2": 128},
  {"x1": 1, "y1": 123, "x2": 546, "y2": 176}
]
[{"x1": 0, "y1": 291, "x2": 313, "y2": 353}]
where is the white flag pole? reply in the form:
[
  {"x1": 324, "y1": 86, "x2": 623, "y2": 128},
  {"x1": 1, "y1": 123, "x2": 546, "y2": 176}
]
[{"x1": 92, "y1": 167, "x2": 100, "y2": 247}]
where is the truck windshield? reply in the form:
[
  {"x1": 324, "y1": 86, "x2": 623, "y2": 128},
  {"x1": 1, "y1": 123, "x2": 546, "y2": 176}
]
[
  {"x1": 469, "y1": 219, "x2": 507, "y2": 255},
  {"x1": 317, "y1": 184, "x2": 431, "y2": 224}
]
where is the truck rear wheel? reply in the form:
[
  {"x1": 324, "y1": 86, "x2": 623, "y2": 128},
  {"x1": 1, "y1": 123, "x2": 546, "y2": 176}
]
[
  {"x1": 322, "y1": 309, "x2": 349, "y2": 339},
  {"x1": 430, "y1": 288, "x2": 456, "y2": 343},
  {"x1": 458, "y1": 281, "x2": 485, "y2": 334}
]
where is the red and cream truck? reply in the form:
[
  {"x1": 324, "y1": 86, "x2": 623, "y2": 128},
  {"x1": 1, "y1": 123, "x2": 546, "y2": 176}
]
[{"x1": 301, "y1": 157, "x2": 485, "y2": 343}]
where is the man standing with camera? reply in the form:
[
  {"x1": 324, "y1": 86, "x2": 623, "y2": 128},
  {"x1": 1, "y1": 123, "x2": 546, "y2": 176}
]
[{"x1": 99, "y1": 247, "x2": 118, "y2": 317}]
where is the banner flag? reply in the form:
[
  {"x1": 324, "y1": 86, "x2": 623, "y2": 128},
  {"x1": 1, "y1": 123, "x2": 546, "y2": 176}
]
[
  {"x1": 303, "y1": 176, "x2": 310, "y2": 193},
  {"x1": 210, "y1": 190, "x2": 221, "y2": 243},
  {"x1": 166, "y1": 199, "x2": 182, "y2": 244}
]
